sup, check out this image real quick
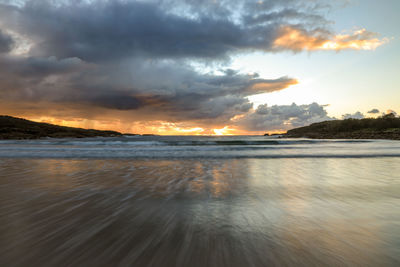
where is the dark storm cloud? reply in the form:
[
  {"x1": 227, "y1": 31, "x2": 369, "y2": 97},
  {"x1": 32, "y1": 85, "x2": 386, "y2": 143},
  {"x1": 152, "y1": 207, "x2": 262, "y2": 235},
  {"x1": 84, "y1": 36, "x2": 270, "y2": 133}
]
[
  {"x1": 0, "y1": 55, "x2": 90, "y2": 102},
  {"x1": 236, "y1": 102, "x2": 333, "y2": 131},
  {"x1": 0, "y1": 56, "x2": 85, "y2": 76},
  {"x1": 0, "y1": 29, "x2": 14, "y2": 53},
  {"x1": 89, "y1": 94, "x2": 143, "y2": 110},
  {"x1": 367, "y1": 108, "x2": 380, "y2": 114},
  {"x1": 0, "y1": 0, "x2": 337, "y2": 62},
  {"x1": 0, "y1": 1, "x2": 244, "y2": 61},
  {"x1": 243, "y1": 9, "x2": 328, "y2": 26},
  {"x1": 108, "y1": 61, "x2": 296, "y2": 120},
  {"x1": 0, "y1": 54, "x2": 296, "y2": 118}
]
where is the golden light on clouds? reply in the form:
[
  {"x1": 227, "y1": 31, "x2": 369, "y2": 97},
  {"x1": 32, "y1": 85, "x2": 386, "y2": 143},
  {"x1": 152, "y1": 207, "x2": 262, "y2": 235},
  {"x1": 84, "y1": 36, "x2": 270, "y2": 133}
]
[
  {"x1": 250, "y1": 79, "x2": 299, "y2": 93},
  {"x1": 273, "y1": 27, "x2": 388, "y2": 51}
]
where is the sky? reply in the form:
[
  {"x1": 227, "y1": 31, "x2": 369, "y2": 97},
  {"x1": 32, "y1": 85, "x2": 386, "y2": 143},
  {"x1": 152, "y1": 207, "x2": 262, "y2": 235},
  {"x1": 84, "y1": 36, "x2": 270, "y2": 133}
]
[{"x1": 0, "y1": 0, "x2": 398, "y2": 135}]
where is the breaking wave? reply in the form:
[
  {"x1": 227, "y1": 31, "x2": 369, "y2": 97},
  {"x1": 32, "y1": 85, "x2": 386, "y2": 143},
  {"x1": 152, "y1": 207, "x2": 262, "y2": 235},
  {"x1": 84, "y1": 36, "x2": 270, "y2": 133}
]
[{"x1": 0, "y1": 136, "x2": 398, "y2": 159}]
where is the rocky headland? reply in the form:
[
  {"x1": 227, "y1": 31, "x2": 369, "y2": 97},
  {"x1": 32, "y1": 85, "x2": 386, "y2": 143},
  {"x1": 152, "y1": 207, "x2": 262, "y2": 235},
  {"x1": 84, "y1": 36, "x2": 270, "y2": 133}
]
[{"x1": 283, "y1": 114, "x2": 400, "y2": 140}]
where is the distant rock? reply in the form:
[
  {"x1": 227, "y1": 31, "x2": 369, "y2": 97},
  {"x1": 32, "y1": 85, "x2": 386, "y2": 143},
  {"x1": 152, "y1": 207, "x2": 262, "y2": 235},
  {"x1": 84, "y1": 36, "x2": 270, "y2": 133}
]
[
  {"x1": 264, "y1": 133, "x2": 284, "y2": 137},
  {"x1": 122, "y1": 133, "x2": 140, "y2": 136},
  {"x1": 0, "y1": 115, "x2": 122, "y2": 139}
]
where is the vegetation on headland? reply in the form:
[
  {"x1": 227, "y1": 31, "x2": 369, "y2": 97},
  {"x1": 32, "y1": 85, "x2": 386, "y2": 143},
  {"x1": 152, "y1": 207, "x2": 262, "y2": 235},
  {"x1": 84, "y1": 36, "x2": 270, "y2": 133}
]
[
  {"x1": 0, "y1": 115, "x2": 122, "y2": 139},
  {"x1": 284, "y1": 113, "x2": 400, "y2": 140}
]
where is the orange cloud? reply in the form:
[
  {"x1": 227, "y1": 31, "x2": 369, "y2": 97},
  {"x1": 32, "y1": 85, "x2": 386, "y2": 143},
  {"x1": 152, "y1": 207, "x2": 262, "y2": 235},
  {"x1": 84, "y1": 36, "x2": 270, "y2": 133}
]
[
  {"x1": 249, "y1": 79, "x2": 298, "y2": 93},
  {"x1": 273, "y1": 26, "x2": 388, "y2": 51}
]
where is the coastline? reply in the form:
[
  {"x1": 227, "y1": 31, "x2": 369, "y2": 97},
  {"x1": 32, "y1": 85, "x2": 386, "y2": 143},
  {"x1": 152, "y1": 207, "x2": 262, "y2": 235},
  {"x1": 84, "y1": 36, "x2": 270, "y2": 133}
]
[
  {"x1": 284, "y1": 130, "x2": 400, "y2": 140},
  {"x1": 283, "y1": 115, "x2": 400, "y2": 140},
  {"x1": 0, "y1": 115, "x2": 122, "y2": 139}
]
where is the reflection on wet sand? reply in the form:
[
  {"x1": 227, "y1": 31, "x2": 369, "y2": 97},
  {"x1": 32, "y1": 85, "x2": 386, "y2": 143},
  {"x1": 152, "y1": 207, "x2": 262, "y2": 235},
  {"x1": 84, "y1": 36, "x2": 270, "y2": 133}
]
[{"x1": 0, "y1": 158, "x2": 400, "y2": 266}]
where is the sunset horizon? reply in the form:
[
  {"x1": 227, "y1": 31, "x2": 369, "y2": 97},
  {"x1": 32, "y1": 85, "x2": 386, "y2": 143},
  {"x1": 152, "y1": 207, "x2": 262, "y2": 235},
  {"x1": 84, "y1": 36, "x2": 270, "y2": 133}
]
[{"x1": 2, "y1": 112, "x2": 397, "y2": 136}]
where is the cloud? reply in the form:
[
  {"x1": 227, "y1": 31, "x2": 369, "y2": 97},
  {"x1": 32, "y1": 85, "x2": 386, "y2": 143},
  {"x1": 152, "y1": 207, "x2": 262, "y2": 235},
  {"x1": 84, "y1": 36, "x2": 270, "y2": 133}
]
[
  {"x1": 0, "y1": 0, "x2": 387, "y2": 62},
  {"x1": 0, "y1": 29, "x2": 14, "y2": 53},
  {"x1": 0, "y1": 55, "x2": 85, "y2": 76},
  {"x1": 243, "y1": 9, "x2": 328, "y2": 26},
  {"x1": 235, "y1": 102, "x2": 333, "y2": 132},
  {"x1": 342, "y1": 111, "x2": 364, "y2": 120},
  {"x1": 367, "y1": 108, "x2": 380, "y2": 114},
  {"x1": 0, "y1": 1, "x2": 261, "y2": 62},
  {"x1": 0, "y1": 55, "x2": 297, "y2": 123},
  {"x1": 273, "y1": 27, "x2": 387, "y2": 52}
]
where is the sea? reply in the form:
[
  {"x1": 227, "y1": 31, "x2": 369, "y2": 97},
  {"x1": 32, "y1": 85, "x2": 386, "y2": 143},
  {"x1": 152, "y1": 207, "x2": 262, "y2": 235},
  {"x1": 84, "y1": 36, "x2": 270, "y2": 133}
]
[{"x1": 0, "y1": 136, "x2": 399, "y2": 266}]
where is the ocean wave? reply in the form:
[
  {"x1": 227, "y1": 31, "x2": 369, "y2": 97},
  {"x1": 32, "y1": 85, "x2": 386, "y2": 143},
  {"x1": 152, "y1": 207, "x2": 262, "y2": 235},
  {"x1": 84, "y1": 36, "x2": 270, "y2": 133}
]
[
  {"x1": 0, "y1": 137, "x2": 398, "y2": 159},
  {"x1": 0, "y1": 138, "x2": 375, "y2": 146}
]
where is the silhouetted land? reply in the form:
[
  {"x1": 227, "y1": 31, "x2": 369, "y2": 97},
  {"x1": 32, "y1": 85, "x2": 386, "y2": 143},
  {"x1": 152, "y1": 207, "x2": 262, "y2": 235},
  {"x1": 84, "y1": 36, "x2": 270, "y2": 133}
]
[
  {"x1": 0, "y1": 115, "x2": 122, "y2": 139},
  {"x1": 285, "y1": 114, "x2": 400, "y2": 140}
]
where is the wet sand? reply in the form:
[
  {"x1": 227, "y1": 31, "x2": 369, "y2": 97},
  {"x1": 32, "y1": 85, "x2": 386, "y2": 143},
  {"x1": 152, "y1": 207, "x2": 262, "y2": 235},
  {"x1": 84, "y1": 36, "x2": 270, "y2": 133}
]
[{"x1": 1, "y1": 158, "x2": 400, "y2": 266}]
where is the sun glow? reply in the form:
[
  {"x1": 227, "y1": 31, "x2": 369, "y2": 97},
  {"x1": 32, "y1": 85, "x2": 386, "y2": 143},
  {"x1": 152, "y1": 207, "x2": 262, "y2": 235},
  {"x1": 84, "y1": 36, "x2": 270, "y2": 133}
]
[{"x1": 213, "y1": 126, "x2": 235, "y2": 135}]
